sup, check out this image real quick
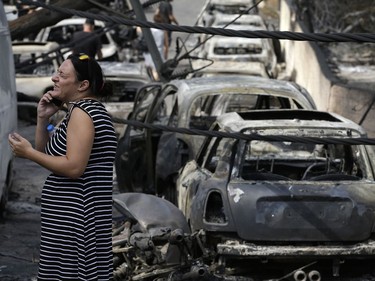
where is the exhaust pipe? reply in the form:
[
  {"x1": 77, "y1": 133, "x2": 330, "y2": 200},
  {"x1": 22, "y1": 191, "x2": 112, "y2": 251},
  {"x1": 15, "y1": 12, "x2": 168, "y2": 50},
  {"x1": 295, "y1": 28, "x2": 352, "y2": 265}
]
[
  {"x1": 308, "y1": 270, "x2": 321, "y2": 281},
  {"x1": 293, "y1": 270, "x2": 307, "y2": 281},
  {"x1": 181, "y1": 266, "x2": 207, "y2": 280},
  {"x1": 169, "y1": 228, "x2": 184, "y2": 244}
]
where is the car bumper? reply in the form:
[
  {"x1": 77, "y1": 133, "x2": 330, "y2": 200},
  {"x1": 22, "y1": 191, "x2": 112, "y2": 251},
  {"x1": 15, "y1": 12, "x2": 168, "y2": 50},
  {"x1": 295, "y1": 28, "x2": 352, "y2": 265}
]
[{"x1": 217, "y1": 239, "x2": 375, "y2": 258}]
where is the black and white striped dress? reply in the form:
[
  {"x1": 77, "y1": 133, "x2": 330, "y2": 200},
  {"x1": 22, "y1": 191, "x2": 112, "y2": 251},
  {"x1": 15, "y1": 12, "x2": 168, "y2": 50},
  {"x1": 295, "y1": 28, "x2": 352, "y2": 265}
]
[{"x1": 38, "y1": 99, "x2": 117, "y2": 281}]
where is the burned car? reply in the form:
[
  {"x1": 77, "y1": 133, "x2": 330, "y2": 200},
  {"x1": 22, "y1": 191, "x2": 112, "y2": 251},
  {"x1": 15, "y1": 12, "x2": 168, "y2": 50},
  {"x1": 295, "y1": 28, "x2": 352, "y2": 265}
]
[
  {"x1": 211, "y1": 13, "x2": 268, "y2": 29},
  {"x1": 189, "y1": 60, "x2": 270, "y2": 78},
  {"x1": 176, "y1": 110, "x2": 375, "y2": 280},
  {"x1": 98, "y1": 61, "x2": 150, "y2": 138},
  {"x1": 34, "y1": 17, "x2": 120, "y2": 61},
  {"x1": 198, "y1": 0, "x2": 259, "y2": 27},
  {"x1": 202, "y1": 24, "x2": 278, "y2": 78},
  {"x1": 115, "y1": 76, "x2": 316, "y2": 201},
  {"x1": 12, "y1": 41, "x2": 65, "y2": 99},
  {"x1": 112, "y1": 192, "x2": 195, "y2": 280}
]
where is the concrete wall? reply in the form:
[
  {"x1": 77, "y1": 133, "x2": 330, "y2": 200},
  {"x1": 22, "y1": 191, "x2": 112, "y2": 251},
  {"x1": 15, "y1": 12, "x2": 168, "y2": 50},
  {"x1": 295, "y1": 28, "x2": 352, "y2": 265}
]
[{"x1": 279, "y1": 0, "x2": 375, "y2": 137}]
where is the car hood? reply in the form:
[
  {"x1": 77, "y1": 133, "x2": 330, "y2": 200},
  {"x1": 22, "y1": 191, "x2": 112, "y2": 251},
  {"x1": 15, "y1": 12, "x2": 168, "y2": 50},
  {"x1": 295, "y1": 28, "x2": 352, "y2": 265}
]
[
  {"x1": 16, "y1": 77, "x2": 53, "y2": 98},
  {"x1": 226, "y1": 180, "x2": 375, "y2": 242}
]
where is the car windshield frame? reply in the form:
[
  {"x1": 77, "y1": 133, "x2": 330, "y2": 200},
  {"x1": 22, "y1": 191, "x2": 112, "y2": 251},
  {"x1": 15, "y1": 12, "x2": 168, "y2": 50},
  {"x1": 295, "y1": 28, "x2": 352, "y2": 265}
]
[{"x1": 234, "y1": 132, "x2": 375, "y2": 181}]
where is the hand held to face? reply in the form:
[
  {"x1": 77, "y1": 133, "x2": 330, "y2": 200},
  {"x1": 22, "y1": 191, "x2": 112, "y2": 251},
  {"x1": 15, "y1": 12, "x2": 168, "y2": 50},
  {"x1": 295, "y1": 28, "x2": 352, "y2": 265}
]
[{"x1": 37, "y1": 91, "x2": 62, "y2": 119}]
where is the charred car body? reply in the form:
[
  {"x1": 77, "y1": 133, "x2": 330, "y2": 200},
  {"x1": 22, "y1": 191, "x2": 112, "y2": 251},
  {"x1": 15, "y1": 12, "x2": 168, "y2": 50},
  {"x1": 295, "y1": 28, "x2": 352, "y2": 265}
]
[
  {"x1": 12, "y1": 41, "x2": 64, "y2": 99},
  {"x1": 176, "y1": 110, "x2": 375, "y2": 280},
  {"x1": 115, "y1": 75, "x2": 316, "y2": 201},
  {"x1": 112, "y1": 193, "x2": 199, "y2": 281},
  {"x1": 34, "y1": 17, "x2": 120, "y2": 61},
  {"x1": 202, "y1": 24, "x2": 278, "y2": 78},
  {"x1": 189, "y1": 60, "x2": 270, "y2": 78},
  {"x1": 211, "y1": 14, "x2": 268, "y2": 29},
  {"x1": 198, "y1": 0, "x2": 259, "y2": 28},
  {"x1": 98, "y1": 61, "x2": 150, "y2": 138}
]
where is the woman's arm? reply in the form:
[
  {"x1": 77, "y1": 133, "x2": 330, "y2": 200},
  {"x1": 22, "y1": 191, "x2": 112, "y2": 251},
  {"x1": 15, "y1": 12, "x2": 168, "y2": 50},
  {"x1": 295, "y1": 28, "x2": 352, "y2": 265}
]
[
  {"x1": 10, "y1": 107, "x2": 94, "y2": 179},
  {"x1": 64, "y1": 107, "x2": 94, "y2": 177},
  {"x1": 35, "y1": 116, "x2": 50, "y2": 152}
]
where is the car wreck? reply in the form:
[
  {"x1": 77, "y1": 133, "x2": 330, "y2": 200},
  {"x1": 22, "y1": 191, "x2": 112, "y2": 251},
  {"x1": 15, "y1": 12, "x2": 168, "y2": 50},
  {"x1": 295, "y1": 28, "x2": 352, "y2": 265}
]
[
  {"x1": 175, "y1": 109, "x2": 375, "y2": 280},
  {"x1": 112, "y1": 193, "x2": 196, "y2": 281},
  {"x1": 198, "y1": 0, "x2": 259, "y2": 28},
  {"x1": 115, "y1": 75, "x2": 316, "y2": 202},
  {"x1": 98, "y1": 61, "x2": 150, "y2": 138},
  {"x1": 111, "y1": 109, "x2": 375, "y2": 280},
  {"x1": 189, "y1": 60, "x2": 270, "y2": 78},
  {"x1": 202, "y1": 24, "x2": 278, "y2": 78},
  {"x1": 12, "y1": 41, "x2": 65, "y2": 99}
]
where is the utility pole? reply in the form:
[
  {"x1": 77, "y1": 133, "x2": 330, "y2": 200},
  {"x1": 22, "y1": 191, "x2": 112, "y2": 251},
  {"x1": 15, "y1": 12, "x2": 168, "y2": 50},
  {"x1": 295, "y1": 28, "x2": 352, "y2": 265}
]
[{"x1": 129, "y1": 0, "x2": 166, "y2": 82}]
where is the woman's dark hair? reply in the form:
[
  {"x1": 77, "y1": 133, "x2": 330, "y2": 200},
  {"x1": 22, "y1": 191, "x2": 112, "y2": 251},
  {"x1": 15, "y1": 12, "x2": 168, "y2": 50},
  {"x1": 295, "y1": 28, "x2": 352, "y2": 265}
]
[
  {"x1": 154, "y1": 12, "x2": 165, "y2": 23},
  {"x1": 67, "y1": 53, "x2": 113, "y2": 100}
]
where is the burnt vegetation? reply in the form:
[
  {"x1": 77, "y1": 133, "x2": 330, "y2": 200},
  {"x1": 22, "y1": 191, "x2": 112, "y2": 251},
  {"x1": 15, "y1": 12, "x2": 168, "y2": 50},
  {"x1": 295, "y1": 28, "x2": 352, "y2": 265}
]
[{"x1": 294, "y1": 0, "x2": 375, "y2": 84}]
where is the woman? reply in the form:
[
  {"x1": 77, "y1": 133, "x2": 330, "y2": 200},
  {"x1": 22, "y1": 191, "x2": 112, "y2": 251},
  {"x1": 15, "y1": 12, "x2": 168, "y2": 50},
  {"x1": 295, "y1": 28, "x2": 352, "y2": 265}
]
[
  {"x1": 157, "y1": 0, "x2": 179, "y2": 46},
  {"x1": 8, "y1": 53, "x2": 117, "y2": 280},
  {"x1": 141, "y1": 12, "x2": 169, "y2": 81}
]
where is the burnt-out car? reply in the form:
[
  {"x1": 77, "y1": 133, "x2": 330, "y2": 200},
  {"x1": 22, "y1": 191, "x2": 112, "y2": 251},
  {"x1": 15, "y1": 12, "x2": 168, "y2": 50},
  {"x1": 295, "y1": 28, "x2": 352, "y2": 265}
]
[
  {"x1": 12, "y1": 41, "x2": 65, "y2": 99},
  {"x1": 115, "y1": 76, "x2": 316, "y2": 201},
  {"x1": 202, "y1": 24, "x2": 278, "y2": 78},
  {"x1": 34, "y1": 17, "x2": 120, "y2": 61},
  {"x1": 198, "y1": 0, "x2": 259, "y2": 28},
  {"x1": 99, "y1": 61, "x2": 150, "y2": 138},
  {"x1": 189, "y1": 60, "x2": 270, "y2": 78},
  {"x1": 176, "y1": 110, "x2": 375, "y2": 280},
  {"x1": 211, "y1": 13, "x2": 267, "y2": 29}
]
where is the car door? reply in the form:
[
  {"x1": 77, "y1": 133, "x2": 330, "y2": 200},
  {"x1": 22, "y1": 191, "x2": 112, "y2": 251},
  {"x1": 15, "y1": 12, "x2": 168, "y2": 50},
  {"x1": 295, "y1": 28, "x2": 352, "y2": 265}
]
[
  {"x1": 115, "y1": 83, "x2": 177, "y2": 194},
  {"x1": 143, "y1": 85, "x2": 178, "y2": 195},
  {"x1": 154, "y1": 92, "x2": 217, "y2": 203},
  {"x1": 115, "y1": 83, "x2": 162, "y2": 193}
]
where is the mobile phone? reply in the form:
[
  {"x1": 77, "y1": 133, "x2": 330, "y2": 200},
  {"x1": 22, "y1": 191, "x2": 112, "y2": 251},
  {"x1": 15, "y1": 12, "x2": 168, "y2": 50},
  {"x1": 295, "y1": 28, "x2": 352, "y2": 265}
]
[{"x1": 51, "y1": 98, "x2": 63, "y2": 107}]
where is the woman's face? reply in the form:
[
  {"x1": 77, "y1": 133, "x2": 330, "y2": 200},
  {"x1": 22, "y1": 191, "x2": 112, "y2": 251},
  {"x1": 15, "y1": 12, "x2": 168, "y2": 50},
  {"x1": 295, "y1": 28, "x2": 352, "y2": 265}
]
[{"x1": 51, "y1": 59, "x2": 81, "y2": 102}]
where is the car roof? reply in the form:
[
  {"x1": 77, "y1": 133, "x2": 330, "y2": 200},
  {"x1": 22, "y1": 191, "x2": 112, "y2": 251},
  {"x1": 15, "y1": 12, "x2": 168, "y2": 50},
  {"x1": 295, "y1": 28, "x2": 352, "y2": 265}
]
[
  {"x1": 52, "y1": 17, "x2": 106, "y2": 27},
  {"x1": 213, "y1": 14, "x2": 266, "y2": 28},
  {"x1": 209, "y1": 34, "x2": 263, "y2": 44},
  {"x1": 168, "y1": 75, "x2": 317, "y2": 109},
  {"x1": 209, "y1": 0, "x2": 255, "y2": 6},
  {"x1": 213, "y1": 23, "x2": 265, "y2": 31},
  {"x1": 215, "y1": 110, "x2": 367, "y2": 137},
  {"x1": 12, "y1": 41, "x2": 61, "y2": 54},
  {"x1": 98, "y1": 61, "x2": 150, "y2": 80},
  {"x1": 191, "y1": 61, "x2": 269, "y2": 78}
]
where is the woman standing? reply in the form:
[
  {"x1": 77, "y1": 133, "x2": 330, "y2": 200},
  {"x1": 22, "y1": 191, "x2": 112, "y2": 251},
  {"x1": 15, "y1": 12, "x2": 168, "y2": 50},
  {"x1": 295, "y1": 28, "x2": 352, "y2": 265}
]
[
  {"x1": 141, "y1": 12, "x2": 169, "y2": 81},
  {"x1": 8, "y1": 53, "x2": 117, "y2": 280}
]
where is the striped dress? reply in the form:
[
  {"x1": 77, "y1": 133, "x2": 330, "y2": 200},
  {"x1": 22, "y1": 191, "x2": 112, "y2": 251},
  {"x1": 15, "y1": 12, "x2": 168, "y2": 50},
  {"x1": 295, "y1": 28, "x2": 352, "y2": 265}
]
[{"x1": 37, "y1": 99, "x2": 117, "y2": 281}]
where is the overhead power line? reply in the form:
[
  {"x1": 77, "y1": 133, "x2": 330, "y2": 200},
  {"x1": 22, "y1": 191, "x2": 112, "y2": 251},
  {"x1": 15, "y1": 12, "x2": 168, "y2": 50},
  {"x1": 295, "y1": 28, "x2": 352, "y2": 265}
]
[
  {"x1": 111, "y1": 119, "x2": 375, "y2": 146},
  {"x1": 20, "y1": 0, "x2": 375, "y2": 43}
]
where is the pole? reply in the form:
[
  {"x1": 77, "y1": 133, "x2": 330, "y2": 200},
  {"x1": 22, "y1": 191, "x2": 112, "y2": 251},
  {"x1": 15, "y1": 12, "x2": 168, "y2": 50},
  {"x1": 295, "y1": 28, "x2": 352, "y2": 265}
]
[{"x1": 129, "y1": 0, "x2": 166, "y2": 82}]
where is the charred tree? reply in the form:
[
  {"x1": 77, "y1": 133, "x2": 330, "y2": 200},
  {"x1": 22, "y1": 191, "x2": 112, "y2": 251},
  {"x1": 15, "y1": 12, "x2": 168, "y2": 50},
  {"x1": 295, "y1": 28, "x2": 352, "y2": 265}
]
[
  {"x1": 294, "y1": 0, "x2": 375, "y2": 33},
  {"x1": 9, "y1": 0, "x2": 132, "y2": 41},
  {"x1": 9, "y1": 0, "x2": 95, "y2": 41},
  {"x1": 293, "y1": 0, "x2": 375, "y2": 75}
]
